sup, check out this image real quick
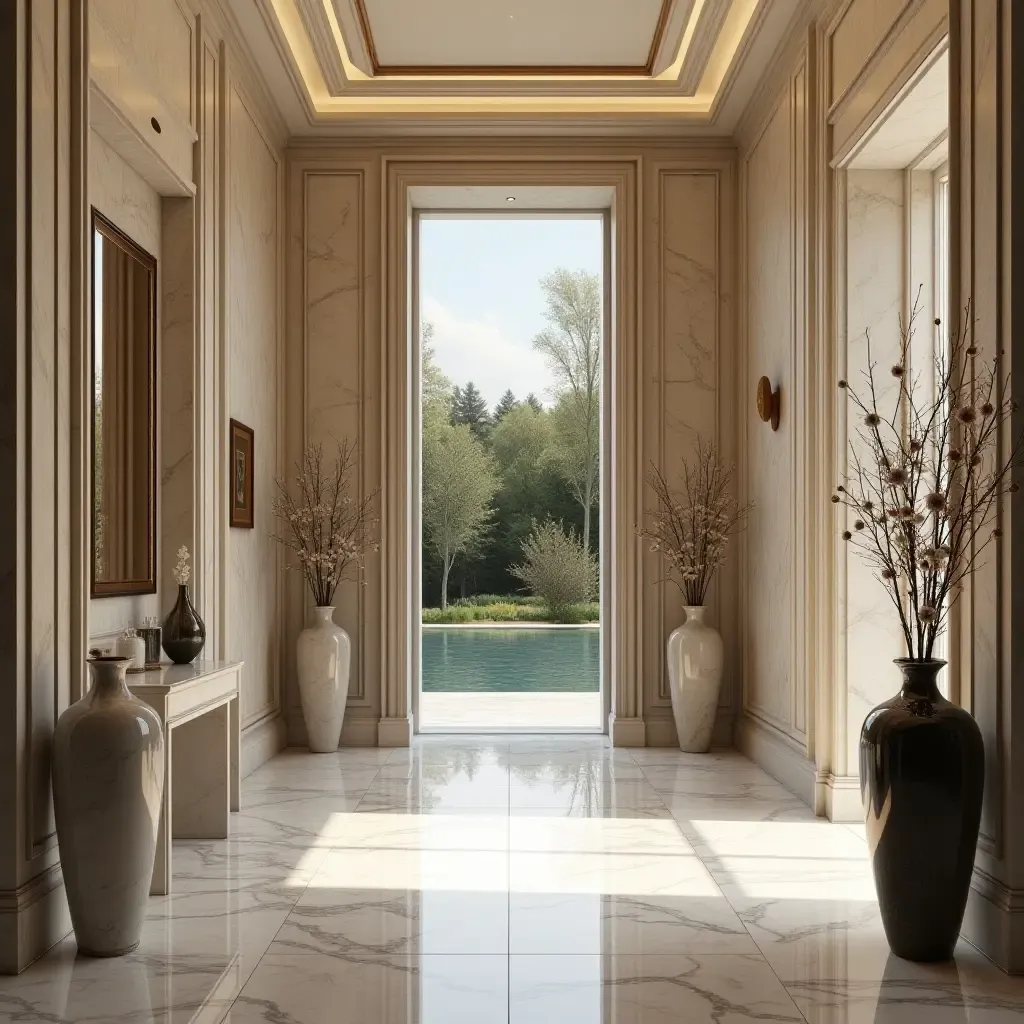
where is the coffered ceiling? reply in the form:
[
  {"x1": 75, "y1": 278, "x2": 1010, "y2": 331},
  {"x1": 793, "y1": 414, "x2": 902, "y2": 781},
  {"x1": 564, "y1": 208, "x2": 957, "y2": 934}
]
[{"x1": 229, "y1": 0, "x2": 808, "y2": 134}]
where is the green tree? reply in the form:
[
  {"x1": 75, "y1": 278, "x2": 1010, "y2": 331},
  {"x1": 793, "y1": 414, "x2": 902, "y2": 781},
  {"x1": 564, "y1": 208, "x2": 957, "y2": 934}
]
[
  {"x1": 452, "y1": 380, "x2": 491, "y2": 439},
  {"x1": 421, "y1": 322, "x2": 453, "y2": 429},
  {"x1": 525, "y1": 393, "x2": 543, "y2": 414},
  {"x1": 512, "y1": 520, "x2": 599, "y2": 617},
  {"x1": 422, "y1": 421, "x2": 499, "y2": 609},
  {"x1": 494, "y1": 388, "x2": 517, "y2": 421},
  {"x1": 533, "y1": 269, "x2": 601, "y2": 550}
]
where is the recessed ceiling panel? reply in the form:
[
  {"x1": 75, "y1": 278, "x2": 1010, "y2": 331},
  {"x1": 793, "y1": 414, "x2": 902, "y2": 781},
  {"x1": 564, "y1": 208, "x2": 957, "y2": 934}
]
[{"x1": 357, "y1": 0, "x2": 670, "y2": 72}]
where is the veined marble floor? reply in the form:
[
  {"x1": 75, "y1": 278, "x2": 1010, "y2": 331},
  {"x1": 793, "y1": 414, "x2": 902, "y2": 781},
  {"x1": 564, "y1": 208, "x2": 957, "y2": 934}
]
[
  {"x1": 418, "y1": 691, "x2": 602, "y2": 729},
  {"x1": 3, "y1": 737, "x2": 1023, "y2": 1023}
]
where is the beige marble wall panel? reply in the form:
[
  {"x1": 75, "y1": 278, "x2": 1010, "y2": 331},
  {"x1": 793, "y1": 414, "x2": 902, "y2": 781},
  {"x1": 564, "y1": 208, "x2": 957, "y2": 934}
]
[
  {"x1": 160, "y1": 198, "x2": 197, "y2": 616},
  {"x1": 742, "y1": 99, "x2": 797, "y2": 738},
  {"x1": 87, "y1": 130, "x2": 162, "y2": 641},
  {"x1": 644, "y1": 167, "x2": 735, "y2": 741},
  {"x1": 226, "y1": 85, "x2": 281, "y2": 730},
  {"x1": 303, "y1": 172, "x2": 377, "y2": 714},
  {"x1": 840, "y1": 169, "x2": 907, "y2": 773},
  {"x1": 90, "y1": 0, "x2": 194, "y2": 127}
]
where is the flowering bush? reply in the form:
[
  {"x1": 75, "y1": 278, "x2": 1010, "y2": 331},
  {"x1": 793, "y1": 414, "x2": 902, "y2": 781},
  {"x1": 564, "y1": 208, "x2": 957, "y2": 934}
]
[
  {"x1": 640, "y1": 439, "x2": 751, "y2": 606},
  {"x1": 833, "y1": 303, "x2": 1021, "y2": 660},
  {"x1": 511, "y1": 520, "x2": 598, "y2": 616},
  {"x1": 272, "y1": 440, "x2": 379, "y2": 607}
]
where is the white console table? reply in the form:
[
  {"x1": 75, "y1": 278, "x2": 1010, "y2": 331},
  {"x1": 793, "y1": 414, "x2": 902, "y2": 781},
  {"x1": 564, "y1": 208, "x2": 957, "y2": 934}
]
[{"x1": 129, "y1": 660, "x2": 242, "y2": 895}]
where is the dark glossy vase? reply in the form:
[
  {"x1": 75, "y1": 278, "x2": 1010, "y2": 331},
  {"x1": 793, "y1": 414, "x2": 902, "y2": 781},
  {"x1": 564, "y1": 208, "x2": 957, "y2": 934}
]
[
  {"x1": 162, "y1": 583, "x2": 206, "y2": 664},
  {"x1": 860, "y1": 659, "x2": 984, "y2": 962}
]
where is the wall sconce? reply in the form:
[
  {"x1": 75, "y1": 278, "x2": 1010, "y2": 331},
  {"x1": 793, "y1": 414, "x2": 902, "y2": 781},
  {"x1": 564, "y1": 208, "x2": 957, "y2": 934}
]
[{"x1": 756, "y1": 376, "x2": 780, "y2": 431}]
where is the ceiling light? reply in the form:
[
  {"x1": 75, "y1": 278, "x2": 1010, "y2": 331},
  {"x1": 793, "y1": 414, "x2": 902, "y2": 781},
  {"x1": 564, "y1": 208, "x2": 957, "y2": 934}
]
[{"x1": 506, "y1": 196, "x2": 516, "y2": 203}]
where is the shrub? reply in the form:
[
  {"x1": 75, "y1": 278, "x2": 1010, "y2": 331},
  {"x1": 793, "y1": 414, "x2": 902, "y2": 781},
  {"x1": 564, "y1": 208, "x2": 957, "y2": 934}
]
[{"x1": 511, "y1": 520, "x2": 599, "y2": 617}]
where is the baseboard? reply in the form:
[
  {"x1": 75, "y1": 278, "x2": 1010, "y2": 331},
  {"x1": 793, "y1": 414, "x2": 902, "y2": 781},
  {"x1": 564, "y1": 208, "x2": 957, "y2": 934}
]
[
  {"x1": 0, "y1": 865, "x2": 72, "y2": 975},
  {"x1": 287, "y1": 709, "x2": 381, "y2": 748},
  {"x1": 377, "y1": 716, "x2": 413, "y2": 747},
  {"x1": 609, "y1": 714, "x2": 646, "y2": 747},
  {"x1": 824, "y1": 774, "x2": 863, "y2": 823},
  {"x1": 644, "y1": 711, "x2": 734, "y2": 748},
  {"x1": 241, "y1": 711, "x2": 287, "y2": 778},
  {"x1": 341, "y1": 715, "x2": 379, "y2": 747},
  {"x1": 962, "y1": 866, "x2": 1024, "y2": 974},
  {"x1": 735, "y1": 713, "x2": 817, "y2": 810}
]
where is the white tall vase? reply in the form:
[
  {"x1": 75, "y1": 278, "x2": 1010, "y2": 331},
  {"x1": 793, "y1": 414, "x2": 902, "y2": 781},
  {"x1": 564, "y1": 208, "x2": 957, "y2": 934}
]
[
  {"x1": 666, "y1": 605, "x2": 724, "y2": 753},
  {"x1": 297, "y1": 605, "x2": 351, "y2": 753},
  {"x1": 53, "y1": 656, "x2": 165, "y2": 956}
]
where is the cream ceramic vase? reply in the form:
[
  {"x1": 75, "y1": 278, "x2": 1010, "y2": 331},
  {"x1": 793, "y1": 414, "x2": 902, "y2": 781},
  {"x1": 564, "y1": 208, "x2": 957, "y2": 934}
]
[
  {"x1": 666, "y1": 606, "x2": 724, "y2": 753},
  {"x1": 52, "y1": 656, "x2": 165, "y2": 956},
  {"x1": 297, "y1": 606, "x2": 351, "y2": 752}
]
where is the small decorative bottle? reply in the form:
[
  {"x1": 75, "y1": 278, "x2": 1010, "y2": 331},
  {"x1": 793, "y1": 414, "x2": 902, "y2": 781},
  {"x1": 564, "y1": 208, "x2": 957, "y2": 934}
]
[
  {"x1": 116, "y1": 627, "x2": 146, "y2": 673},
  {"x1": 162, "y1": 546, "x2": 206, "y2": 665}
]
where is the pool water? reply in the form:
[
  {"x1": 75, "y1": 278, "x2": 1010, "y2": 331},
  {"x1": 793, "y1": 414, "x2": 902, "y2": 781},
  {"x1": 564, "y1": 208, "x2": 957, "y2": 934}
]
[{"x1": 421, "y1": 627, "x2": 600, "y2": 693}]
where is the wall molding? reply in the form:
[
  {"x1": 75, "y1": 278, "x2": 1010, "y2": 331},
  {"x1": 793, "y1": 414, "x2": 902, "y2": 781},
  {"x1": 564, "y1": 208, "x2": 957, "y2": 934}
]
[
  {"x1": 0, "y1": 866, "x2": 71, "y2": 975},
  {"x1": 240, "y1": 711, "x2": 287, "y2": 777},
  {"x1": 824, "y1": 773, "x2": 862, "y2": 822},
  {"x1": 735, "y1": 713, "x2": 818, "y2": 811}
]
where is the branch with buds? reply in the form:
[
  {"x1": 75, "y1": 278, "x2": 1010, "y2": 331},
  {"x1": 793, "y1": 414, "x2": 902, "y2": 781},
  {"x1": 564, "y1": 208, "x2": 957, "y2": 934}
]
[
  {"x1": 639, "y1": 438, "x2": 752, "y2": 607},
  {"x1": 834, "y1": 300, "x2": 1022, "y2": 660},
  {"x1": 272, "y1": 440, "x2": 380, "y2": 608}
]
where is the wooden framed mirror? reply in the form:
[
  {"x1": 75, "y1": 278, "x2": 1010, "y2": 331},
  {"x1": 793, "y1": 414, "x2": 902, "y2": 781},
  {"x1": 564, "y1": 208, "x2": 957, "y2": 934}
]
[{"x1": 91, "y1": 209, "x2": 157, "y2": 597}]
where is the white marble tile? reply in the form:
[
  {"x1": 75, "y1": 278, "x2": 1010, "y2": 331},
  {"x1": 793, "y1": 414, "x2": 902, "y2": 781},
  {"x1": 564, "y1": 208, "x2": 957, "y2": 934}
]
[
  {"x1": 226, "y1": 952, "x2": 509, "y2": 1023},
  {"x1": 357, "y1": 772, "x2": 510, "y2": 812},
  {"x1": 509, "y1": 953, "x2": 806, "y2": 1023},
  {"x1": 11, "y1": 739, "x2": 1015, "y2": 1023},
  {"x1": 509, "y1": 892, "x2": 756, "y2": 956},
  {"x1": 0, "y1": 941, "x2": 242, "y2": 1023},
  {"x1": 509, "y1": 771, "x2": 667, "y2": 812},
  {"x1": 272, "y1": 887, "x2": 509, "y2": 957}
]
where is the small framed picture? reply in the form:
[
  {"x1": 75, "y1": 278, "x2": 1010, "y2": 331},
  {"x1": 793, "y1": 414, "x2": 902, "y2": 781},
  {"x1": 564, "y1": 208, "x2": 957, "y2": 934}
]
[{"x1": 229, "y1": 419, "x2": 254, "y2": 529}]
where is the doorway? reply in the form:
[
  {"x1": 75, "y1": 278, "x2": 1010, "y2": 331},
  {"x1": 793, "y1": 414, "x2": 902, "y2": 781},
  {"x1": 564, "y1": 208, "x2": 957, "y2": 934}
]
[{"x1": 414, "y1": 206, "x2": 607, "y2": 732}]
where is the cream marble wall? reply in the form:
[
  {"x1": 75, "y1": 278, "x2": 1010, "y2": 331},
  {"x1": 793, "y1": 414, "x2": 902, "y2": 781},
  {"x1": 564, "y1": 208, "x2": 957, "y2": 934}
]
[
  {"x1": 742, "y1": 99, "x2": 797, "y2": 737},
  {"x1": 87, "y1": 130, "x2": 162, "y2": 642},
  {"x1": 287, "y1": 142, "x2": 735, "y2": 748},
  {"x1": 839, "y1": 169, "x2": 907, "y2": 774},
  {"x1": 226, "y1": 85, "x2": 283, "y2": 739}
]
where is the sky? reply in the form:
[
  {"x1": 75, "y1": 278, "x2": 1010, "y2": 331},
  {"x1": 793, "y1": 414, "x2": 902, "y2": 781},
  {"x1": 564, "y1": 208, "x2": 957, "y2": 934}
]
[{"x1": 419, "y1": 216, "x2": 604, "y2": 412}]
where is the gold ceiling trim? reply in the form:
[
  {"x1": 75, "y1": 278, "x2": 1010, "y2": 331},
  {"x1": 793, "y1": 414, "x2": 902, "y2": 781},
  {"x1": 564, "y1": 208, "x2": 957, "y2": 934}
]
[
  {"x1": 352, "y1": 0, "x2": 675, "y2": 77},
  {"x1": 266, "y1": 0, "x2": 761, "y2": 115}
]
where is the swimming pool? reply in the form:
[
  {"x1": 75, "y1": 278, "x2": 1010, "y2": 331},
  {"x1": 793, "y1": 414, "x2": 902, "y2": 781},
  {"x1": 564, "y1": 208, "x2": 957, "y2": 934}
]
[{"x1": 421, "y1": 626, "x2": 600, "y2": 693}]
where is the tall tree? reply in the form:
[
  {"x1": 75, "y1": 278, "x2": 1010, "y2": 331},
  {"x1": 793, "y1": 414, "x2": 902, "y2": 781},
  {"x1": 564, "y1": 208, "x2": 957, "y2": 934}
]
[
  {"x1": 494, "y1": 389, "x2": 517, "y2": 421},
  {"x1": 524, "y1": 393, "x2": 544, "y2": 414},
  {"x1": 421, "y1": 321, "x2": 453, "y2": 429},
  {"x1": 452, "y1": 381, "x2": 491, "y2": 439},
  {"x1": 422, "y1": 421, "x2": 498, "y2": 608},
  {"x1": 533, "y1": 268, "x2": 601, "y2": 549}
]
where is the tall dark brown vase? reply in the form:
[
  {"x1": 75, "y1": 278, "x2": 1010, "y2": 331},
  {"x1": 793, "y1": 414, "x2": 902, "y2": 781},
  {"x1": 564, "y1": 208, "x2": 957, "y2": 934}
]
[
  {"x1": 162, "y1": 583, "x2": 206, "y2": 664},
  {"x1": 860, "y1": 658, "x2": 984, "y2": 962}
]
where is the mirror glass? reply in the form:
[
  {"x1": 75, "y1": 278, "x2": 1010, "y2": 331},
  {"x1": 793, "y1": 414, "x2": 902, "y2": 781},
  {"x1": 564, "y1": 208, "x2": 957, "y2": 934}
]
[{"x1": 91, "y1": 210, "x2": 157, "y2": 597}]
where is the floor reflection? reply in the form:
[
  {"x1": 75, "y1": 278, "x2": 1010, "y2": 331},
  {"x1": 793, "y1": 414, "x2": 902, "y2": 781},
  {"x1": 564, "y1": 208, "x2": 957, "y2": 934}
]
[{"x1": 2, "y1": 737, "x2": 1023, "y2": 1023}]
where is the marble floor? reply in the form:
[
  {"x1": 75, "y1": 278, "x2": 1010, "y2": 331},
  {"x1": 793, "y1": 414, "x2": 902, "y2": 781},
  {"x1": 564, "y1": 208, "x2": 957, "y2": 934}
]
[
  {"x1": 3, "y1": 736, "x2": 1024, "y2": 1023},
  {"x1": 418, "y1": 691, "x2": 602, "y2": 729}
]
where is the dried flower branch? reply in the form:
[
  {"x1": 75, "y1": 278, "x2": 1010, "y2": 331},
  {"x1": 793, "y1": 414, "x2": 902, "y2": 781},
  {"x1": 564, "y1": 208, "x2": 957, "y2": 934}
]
[
  {"x1": 173, "y1": 545, "x2": 191, "y2": 586},
  {"x1": 834, "y1": 299, "x2": 1022, "y2": 660},
  {"x1": 272, "y1": 440, "x2": 379, "y2": 607},
  {"x1": 639, "y1": 439, "x2": 752, "y2": 606}
]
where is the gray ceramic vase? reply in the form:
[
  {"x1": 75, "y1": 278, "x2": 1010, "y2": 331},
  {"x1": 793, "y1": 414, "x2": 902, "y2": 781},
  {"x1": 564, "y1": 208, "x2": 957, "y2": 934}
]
[{"x1": 53, "y1": 656, "x2": 165, "y2": 956}]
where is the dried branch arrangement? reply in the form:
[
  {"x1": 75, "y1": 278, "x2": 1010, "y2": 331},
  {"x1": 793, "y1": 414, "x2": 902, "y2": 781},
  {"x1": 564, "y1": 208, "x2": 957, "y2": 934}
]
[
  {"x1": 833, "y1": 304, "x2": 1021, "y2": 660},
  {"x1": 273, "y1": 440, "x2": 379, "y2": 607},
  {"x1": 640, "y1": 438, "x2": 752, "y2": 606}
]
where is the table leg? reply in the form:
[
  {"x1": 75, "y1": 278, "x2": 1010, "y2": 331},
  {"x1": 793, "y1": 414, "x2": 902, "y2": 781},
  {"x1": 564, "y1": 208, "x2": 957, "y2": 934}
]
[
  {"x1": 172, "y1": 703, "x2": 230, "y2": 839},
  {"x1": 229, "y1": 695, "x2": 240, "y2": 813},
  {"x1": 151, "y1": 731, "x2": 173, "y2": 895}
]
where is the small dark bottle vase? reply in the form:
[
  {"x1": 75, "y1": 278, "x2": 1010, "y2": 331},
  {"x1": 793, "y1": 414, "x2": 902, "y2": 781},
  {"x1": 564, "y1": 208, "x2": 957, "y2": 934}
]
[
  {"x1": 860, "y1": 658, "x2": 984, "y2": 962},
  {"x1": 162, "y1": 583, "x2": 206, "y2": 664}
]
